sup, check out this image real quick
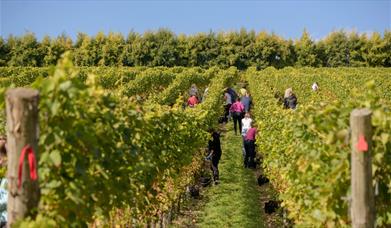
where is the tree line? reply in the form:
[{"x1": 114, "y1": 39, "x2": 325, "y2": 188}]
[{"x1": 0, "y1": 29, "x2": 390, "y2": 69}]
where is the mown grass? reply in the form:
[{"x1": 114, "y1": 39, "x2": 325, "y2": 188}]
[{"x1": 194, "y1": 123, "x2": 264, "y2": 228}]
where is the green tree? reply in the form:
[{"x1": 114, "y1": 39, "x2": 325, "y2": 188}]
[
  {"x1": 295, "y1": 29, "x2": 319, "y2": 67},
  {"x1": 253, "y1": 32, "x2": 290, "y2": 69},
  {"x1": 121, "y1": 31, "x2": 139, "y2": 66},
  {"x1": 130, "y1": 31, "x2": 154, "y2": 66},
  {"x1": 321, "y1": 31, "x2": 349, "y2": 67},
  {"x1": 177, "y1": 33, "x2": 190, "y2": 66},
  {"x1": 383, "y1": 30, "x2": 391, "y2": 67},
  {"x1": 101, "y1": 32, "x2": 125, "y2": 66},
  {"x1": 365, "y1": 32, "x2": 389, "y2": 66},
  {"x1": 73, "y1": 33, "x2": 96, "y2": 66},
  {"x1": 39, "y1": 35, "x2": 72, "y2": 66},
  {"x1": 217, "y1": 29, "x2": 256, "y2": 70},
  {"x1": 187, "y1": 32, "x2": 219, "y2": 68},
  {"x1": 346, "y1": 31, "x2": 368, "y2": 66},
  {"x1": 94, "y1": 32, "x2": 107, "y2": 66},
  {"x1": 0, "y1": 37, "x2": 9, "y2": 66},
  {"x1": 8, "y1": 33, "x2": 42, "y2": 66}
]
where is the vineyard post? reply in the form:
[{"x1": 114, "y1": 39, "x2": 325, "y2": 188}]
[
  {"x1": 350, "y1": 108, "x2": 375, "y2": 228},
  {"x1": 6, "y1": 88, "x2": 40, "y2": 226}
]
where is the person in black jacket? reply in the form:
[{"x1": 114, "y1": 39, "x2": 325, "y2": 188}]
[
  {"x1": 283, "y1": 88, "x2": 297, "y2": 110},
  {"x1": 207, "y1": 129, "x2": 222, "y2": 184}
]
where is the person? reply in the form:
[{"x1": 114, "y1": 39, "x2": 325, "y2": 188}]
[
  {"x1": 0, "y1": 136, "x2": 7, "y2": 224},
  {"x1": 207, "y1": 129, "x2": 222, "y2": 184},
  {"x1": 229, "y1": 98, "x2": 245, "y2": 135},
  {"x1": 240, "y1": 92, "x2": 252, "y2": 113},
  {"x1": 240, "y1": 86, "x2": 247, "y2": 98},
  {"x1": 189, "y1": 84, "x2": 199, "y2": 98},
  {"x1": 283, "y1": 88, "x2": 297, "y2": 110},
  {"x1": 241, "y1": 112, "x2": 253, "y2": 158},
  {"x1": 227, "y1": 87, "x2": 238, "y2": 102},
  {"x1": 244, "y1": 123, "x2": 257, "y2": 168},
  {"x1": 0, "y1": 136, "x2": 6, "y2": 167},
  {"x1": 224, "y1": 89, "x2": 232, "y2": 122},
  {"x1": 201, "y1": 87, "x2": 209, "y2": 103},
  {"x1": 187, "y1": 95, "x2": 198, "y2": 108},
  {"x1": 241, "y1": 112, "x2": 253, "y2": 137},
  {"x1": 312, "y1": 82, "x2": 319, "y2": 91}
]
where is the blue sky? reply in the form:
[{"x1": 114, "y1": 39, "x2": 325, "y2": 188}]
[{"x1": 0, "y1": 0, "x2": 390, "y2": 41}]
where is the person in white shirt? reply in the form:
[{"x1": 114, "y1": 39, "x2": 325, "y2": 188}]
[
  {"x1": 241, "y1": 112, "x2": 253, "y2": 136},
  {"x1": 312, "y1": 82, "x2": 319, "y2": 91},
  {"x1": 241, "y1": 112, "x2": 253, "y2": 157}
]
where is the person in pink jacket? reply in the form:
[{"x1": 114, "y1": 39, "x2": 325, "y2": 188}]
[
  {"x1": 244, "y1": 124, "x2": 257, "y2": 168},
  {"x1": 229, "y1": 97, "x2": 245, "y2": 135}
]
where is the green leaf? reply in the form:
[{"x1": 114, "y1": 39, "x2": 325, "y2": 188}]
[
  {"x1": 59, "y1": 81, "x2": 72, "y2": 91},
  {"x1": 50, "y1": 150, "x2": 62, "y2": 167}
]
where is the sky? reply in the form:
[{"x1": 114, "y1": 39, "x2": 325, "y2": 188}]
[{"x1": 0, "y1": 0, "x2": 390, "y2": 41}]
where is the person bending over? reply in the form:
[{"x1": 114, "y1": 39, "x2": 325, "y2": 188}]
[{"x1": 244, "y1": 124, "x2": 257, "y2": 168}]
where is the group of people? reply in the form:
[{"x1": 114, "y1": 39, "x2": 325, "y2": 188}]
[
  {"x1": 186, "y1": 84, "x2": 209, "y2": 108},
  {"x1": 223, "y1": 87, "x2": 252, "y2": 133},
  {"x1": 206, "y1": 82, "x2": 319, "y2": 183},
  {"x1": 223, "y1": 86, "x2": 257, "y2": 168},
  {"x1": 201, "y1": 84, "x2": 257, "y2": 185}
]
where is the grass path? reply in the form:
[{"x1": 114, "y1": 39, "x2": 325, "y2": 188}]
[{"x1": 193, "y1": 123, "x2": 264, "y2": 227}]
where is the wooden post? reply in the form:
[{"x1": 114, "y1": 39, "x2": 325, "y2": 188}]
[
  {"x1": 350, "y1": 108, "x2": 375, "y2": 228},
  {"x1": 6, "y1": 88, "x2": 40, "y2": 226}
]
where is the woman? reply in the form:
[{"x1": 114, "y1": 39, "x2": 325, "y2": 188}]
[
  {"x1": 240, "y1": 92, "x2": 252, "y2": 113},
  {"x1": 187, "y1": 95, "x2": 198, "y2": 108},
  {"x1": 241, "y1": 112, "x2": 252, "y2": 137},
  {"x1": 283, "y1": 88, "x2": 297, "y2": 110},
  {"x1": 229, "y1": 98, "x2": 245, "y2": 135},
  {"x1": 241, "y1": 112, "x2": 253, "y2": 158},
  {"x1": 244, "y1": 123, "x2": 257, "y2": 168}
]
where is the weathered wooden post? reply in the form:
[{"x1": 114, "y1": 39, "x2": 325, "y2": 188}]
[
  {"x1": 350, "y1": 108, "x2": 375, "y2": 228},
  {"x1": 6, "y1": 88, "x2": 40, "y2": 226}
]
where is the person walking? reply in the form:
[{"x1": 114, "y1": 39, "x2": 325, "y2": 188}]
[
  {"x1": 207, "y1": 129, "x2": 222, "y2": 184},
  {"x1": 244, "y1": 123, "x2": 257, "y2": 168},
  {"x1": 230, "y1": 97, "x2": 245, "y2": 135},
  {"x1": 227, "y1": 87, "x2": 238, "y2": 102},
  {"x1": 240, "y1": 92, "x2": 252, "y2": 113},
  {"x1": 241, "y1": 112, "x2": 253, "y2": 158},
  {"x1": 241, "y1": 112, "x2": 253, "y2": 137}
]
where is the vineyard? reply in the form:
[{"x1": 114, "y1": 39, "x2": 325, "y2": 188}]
[
  {"x1": 246, "y1": 67, "x2": 391, "y2": 226},
  {"x1": 0, "y1": 54, "x2": 390, "y2": 227}
]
